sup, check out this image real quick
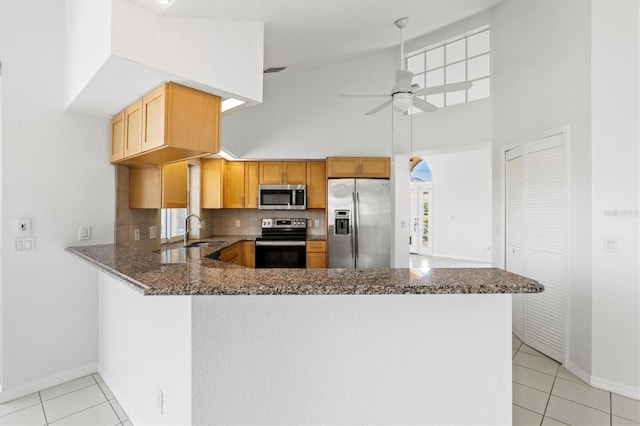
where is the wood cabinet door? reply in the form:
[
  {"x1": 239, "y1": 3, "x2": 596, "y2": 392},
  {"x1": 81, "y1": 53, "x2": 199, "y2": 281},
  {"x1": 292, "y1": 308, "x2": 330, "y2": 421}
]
[
  {"x1": 242, "y1": 241, "x2": 255, "y2": 268},
  {"x1": 124, "y1": 99, "x2": 143, "y2": 158},
  {"x1": 326, "y1": 157, "x2": 358, "y2": 177},
  {"x1": 220, "y1": 242, "x2": 241, "y2": 264},
  {"x1": 359, "y1": 157, "x2": 390, "y2": 178},
  {"x1": 110, "y1": 111, "x2": 125, "y2": 163},
  {"x1": 166, "y1": 83, "x2": 221, "y2": 153},
  {"x1": 244, "y1": 161, "x2": 259, "y2": 208},
  {"x1": 129, "y1": 166, "x2": 161, "y2": 209},
  {"x1": 224, "y1": 161, "x2": 245, "y2": 208},
  {"x1": 284, "y1": 161, "x2": 307, "y2": 184},
  {"x1": 162, "y1": 161, "x2": 187, "y2": 208},
  {"x1": 306, "y1": 252, "x2": 327, "y2": 268},
  {"x1": 201, "y1": 158, "x2": 224, "y2": 209},
  {"x1": 259, "y1": 161, "x2": 283, "y2": 184},
  {"x1": 306, "y1": 161, "x2": 326, "y2": 208},
  {"x1": 142, "y1": 84, "x2": 166, "y2": 152}
]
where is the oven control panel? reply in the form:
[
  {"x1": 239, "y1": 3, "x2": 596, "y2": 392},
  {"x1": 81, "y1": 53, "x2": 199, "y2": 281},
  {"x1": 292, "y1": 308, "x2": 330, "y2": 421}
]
[{"x1": 261, "y1": 218, "x2": 307, "y2": 228}]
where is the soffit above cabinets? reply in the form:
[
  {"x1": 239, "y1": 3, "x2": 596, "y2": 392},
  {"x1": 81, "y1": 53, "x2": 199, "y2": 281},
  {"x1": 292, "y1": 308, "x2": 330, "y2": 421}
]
[{"x1": 65, "y1": 0, "x2": 264, "y2": 118}]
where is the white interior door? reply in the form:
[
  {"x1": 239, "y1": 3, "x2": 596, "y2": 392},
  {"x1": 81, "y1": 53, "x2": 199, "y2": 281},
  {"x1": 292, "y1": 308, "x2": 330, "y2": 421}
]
[
  {"x1": 505, "y1": 132, "x2": 567, "y2": 363},
  {"x1": 409, "y1": 184, "x2": 418, "y2": 253},
  {"x1": 418, "y1": 183, "x2": 433, "y2": 256}
]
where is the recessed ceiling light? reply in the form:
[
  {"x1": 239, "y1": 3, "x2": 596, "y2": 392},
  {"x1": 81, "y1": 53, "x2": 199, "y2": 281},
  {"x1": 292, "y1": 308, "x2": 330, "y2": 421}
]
[
  {"x1": 221, "y1": 98, "x2": 246, "y2": 112},
  {"x1": 158, "y1": 0, "x2": 172, "y2": 5}
]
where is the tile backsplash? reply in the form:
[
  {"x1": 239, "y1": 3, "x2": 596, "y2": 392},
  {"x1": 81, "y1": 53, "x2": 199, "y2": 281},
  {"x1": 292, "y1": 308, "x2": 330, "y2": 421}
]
[
  {"x1": 115, "y1": 165, "x2": 161, "y2": 251},
  {"x1": 202, "y1": 208, "x2": 326, "y2": 237}
]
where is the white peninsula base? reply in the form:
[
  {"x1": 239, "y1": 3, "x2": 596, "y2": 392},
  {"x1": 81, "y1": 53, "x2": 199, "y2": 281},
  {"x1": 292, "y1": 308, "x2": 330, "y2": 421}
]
[{"x1": 97, "y1": 271, "x2": 512, "y2": 425}]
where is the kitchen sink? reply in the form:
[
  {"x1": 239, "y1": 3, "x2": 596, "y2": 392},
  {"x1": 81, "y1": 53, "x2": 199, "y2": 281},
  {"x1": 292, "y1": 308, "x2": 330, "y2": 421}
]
[{"x1": 186, "y1": 241, "x2": 228, "y2": 248}]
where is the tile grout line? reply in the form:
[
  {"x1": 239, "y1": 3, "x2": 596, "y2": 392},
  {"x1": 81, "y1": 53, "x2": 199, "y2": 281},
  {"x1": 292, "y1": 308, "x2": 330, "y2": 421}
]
[
  {"x1": 540, "y1": 365, "x2": 558, "y2": 425},
  {"x1": 40, "y1": 382, "x2": 96, "y2": 404},
  {"x1": 46, "y1": 401, "x2": 111, "y2": 425},
  {"x1": 38, "y1": 391, "x2": 49, "y2": 426}
]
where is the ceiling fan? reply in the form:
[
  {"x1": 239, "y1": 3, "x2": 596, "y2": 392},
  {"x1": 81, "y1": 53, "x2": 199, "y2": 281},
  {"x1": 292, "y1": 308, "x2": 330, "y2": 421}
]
[{"x1": 341, "y1": 17, "x2": 472, "y2": 115}]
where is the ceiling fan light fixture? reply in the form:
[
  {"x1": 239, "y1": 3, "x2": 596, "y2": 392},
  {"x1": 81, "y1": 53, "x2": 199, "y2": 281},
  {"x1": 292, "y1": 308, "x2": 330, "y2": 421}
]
[{"x1": 392, "y1": 93, "x2": 413, "y2": 112}]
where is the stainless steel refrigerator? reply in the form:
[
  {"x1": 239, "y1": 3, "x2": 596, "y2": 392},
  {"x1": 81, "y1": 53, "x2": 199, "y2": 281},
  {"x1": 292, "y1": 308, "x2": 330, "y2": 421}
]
[{"x1": 328, "y1": 179, "x2": 391, "y2": 268}]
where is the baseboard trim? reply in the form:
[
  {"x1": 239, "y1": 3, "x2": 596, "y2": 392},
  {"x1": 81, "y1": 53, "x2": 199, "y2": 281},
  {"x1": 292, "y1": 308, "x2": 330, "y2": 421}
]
[
  {"x1": 565, "y1": 361, "x2": 592, "y2": 385},
  {"x1": 566, "y1": 361, "x2": 640, "y2": 400},
  {"x1": 0, "y1": 362, "x2": 97, "y2": 403},
  {"x1": 591, "y1": 375, "x2": 640, "y2": 400},
  {"x1": 97, "y1": 365, "x2": 142, "y2": 426}
]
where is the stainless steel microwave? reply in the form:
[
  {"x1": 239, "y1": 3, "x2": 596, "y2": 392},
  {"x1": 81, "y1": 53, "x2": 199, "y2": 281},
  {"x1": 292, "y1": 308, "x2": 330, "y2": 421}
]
[{"x1": 258, "y1": 184, "x2": 306, "y2": 210}]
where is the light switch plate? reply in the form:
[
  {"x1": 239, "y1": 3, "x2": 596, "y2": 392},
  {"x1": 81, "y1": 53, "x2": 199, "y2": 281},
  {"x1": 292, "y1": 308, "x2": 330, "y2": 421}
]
[
  {"x1": 134, "y1": 228, "x2": 141, "y2": 241},
  {"x1": 235, "y1": 220, "x2": 241, "y2": 228},
  {"x1": 78, "y1": 225, "x2": 91, "y2": 241},
  {"x1": 149, "y1": 226, "x2": 157, "y2": 239},
  {"x1": 15, "y1": 237, "x2": 35, "y2": 253}
]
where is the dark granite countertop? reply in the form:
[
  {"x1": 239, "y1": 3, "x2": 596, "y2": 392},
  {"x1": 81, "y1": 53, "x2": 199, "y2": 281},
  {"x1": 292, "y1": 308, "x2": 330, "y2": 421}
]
[{"x1": 66, "y1": 241, "x2": 543, "y2": 296}]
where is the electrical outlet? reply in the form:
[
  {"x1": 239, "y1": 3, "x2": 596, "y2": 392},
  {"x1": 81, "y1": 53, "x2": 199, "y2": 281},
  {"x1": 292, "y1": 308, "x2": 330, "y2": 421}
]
[
  {"x1": 235, "y1": 220, "x2": 241, "y2": 228},
  {"x1": 314, "y1": 219, "x2": 320, "y2": 228},
  {"x1": 149, "y1": 226, "x2": 157, "y2": 239},
  {"x1": 134, "y1": 228, "x2": 141, "y2": 241}
]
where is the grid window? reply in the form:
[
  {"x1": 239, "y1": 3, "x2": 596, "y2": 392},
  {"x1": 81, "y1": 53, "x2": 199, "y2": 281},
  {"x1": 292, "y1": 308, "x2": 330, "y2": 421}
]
[{"x1": 405, "y1": 27, "x2": 490, "y2": 112}]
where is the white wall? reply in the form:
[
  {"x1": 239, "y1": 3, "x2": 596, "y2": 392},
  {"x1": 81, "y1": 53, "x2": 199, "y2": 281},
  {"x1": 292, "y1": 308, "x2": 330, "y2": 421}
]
[
  {"x1": 98, "y1": 272, "x2": 192, "y2": 425},
  {"x1": 192, "y1": 294, "x2": 512, "y2": 425},
  {"x1": 0, "y1": 0, "x2": 114, "y2": 399},
  {"x1": 64, "y1": 0, "x2": 111, "y2": 107},
  {"x1": 590, "y1": 0, "x2": 640, "y2": 398},
  {"x1": 491, "y1": 0, "x2": 593, "y2": 378},
  {"x1": 420, "y1": 144, "x2": 492, "y2": 262}
]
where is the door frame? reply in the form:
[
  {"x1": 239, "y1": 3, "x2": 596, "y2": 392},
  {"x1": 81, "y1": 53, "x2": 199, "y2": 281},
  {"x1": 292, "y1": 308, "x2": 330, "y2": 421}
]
[{"x1": 500, "y1": 124, "x2": 572, "y2": 367}]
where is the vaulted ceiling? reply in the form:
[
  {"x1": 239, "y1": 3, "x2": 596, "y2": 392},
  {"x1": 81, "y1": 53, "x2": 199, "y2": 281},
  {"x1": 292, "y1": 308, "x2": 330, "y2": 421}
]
[{"x1": 131, "y1": 0, "x2": 502, "y2": 73}]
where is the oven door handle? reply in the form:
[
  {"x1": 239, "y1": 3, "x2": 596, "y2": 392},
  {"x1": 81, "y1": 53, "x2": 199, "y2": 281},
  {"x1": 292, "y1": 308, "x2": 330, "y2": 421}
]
[{"x1": 255, "y1": 241, "x2": 306, "y2": 247}]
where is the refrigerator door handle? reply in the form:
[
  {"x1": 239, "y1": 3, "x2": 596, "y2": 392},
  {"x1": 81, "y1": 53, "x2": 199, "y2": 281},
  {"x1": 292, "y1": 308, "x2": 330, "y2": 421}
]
[
  {"x1": 352, "y1": 191, "x2": 358, "y2": 261},
  {"x1": 355, "y1": 192, "x2": 361, "y2": 260}
]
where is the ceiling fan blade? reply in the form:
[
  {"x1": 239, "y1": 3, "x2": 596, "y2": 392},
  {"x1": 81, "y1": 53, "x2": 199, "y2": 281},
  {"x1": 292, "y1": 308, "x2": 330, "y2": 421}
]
[
  {"x1": 395, "y1": 70, "x2": 413, "y2": 89},
  {"x1": 365, "y1": 100, "x2": 393, "y2": 115},
  {"x1": 339, "y1": 94, "x2": 389, "y2": 98},
  {"x1": 413, "y1": 81, "x2": 473, "y2": 96},
  {"x1": 411, "y1": 97, "x2": 438, "y2": 113}
]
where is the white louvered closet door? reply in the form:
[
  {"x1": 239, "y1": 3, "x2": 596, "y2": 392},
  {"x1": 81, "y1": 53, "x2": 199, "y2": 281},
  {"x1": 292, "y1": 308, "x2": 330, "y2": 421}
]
[
  {"x1": 506, "y1": 149, "x2": 525, "y2": 340},
  {"x1": 506, "y1": 133, "x2": 567, "y2": 363}
]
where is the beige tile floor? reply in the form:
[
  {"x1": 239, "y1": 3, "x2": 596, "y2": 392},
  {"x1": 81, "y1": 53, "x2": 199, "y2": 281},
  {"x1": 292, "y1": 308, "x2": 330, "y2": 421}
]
[
  {"x1": 2, "y1": 255, "x2": 638, "y2": 425},
  {"x1": 512, "y1": 334, "x2": 640, "y2": 426},
  {"x1": 0, "y1": 373, "x2": 130, "y2": 426}
]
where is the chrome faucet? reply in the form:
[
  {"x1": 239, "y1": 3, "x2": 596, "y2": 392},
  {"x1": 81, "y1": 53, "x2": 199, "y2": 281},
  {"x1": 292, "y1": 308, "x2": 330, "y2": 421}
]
[{"x1": 184, "y1": 214, "x2": 205, "y2": 246}]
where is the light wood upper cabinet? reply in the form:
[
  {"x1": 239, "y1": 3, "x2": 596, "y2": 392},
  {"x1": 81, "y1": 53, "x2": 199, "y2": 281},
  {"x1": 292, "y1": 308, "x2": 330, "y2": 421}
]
[
  {"x1": 244, "y1": 161, "x2": 259, "y2": 209},
  {"x1": 359, "y1": 157, "x2": 390, "y2": 177},
  {"x1": 129, "y1": 161, "x2": 188, "y2": 209},
  {"x1": 110, "y1": 111, "x2": 125, "y2": 163},
  {"x1": 259, "y1": 161, "x2": 307, "y2": 184},
  {"x1": 201, "y1": 158, "x2": 224, "y2": 209},
  {"x1": 306, "y1": 161, "x2": 326, "y2": 209},
  {"x1": 112, "y1": 82, "x2": 220, "y2": 166},
  {"x1": 162, "y1": 161, "x2": 188, "y2": 208},
  {"x1": 326, "y1": 157, "x2": 390, "y2": 178},
  {"x1": 142, "y1": 84, "x2": 166, "y2": 152},
  {"x1": 124, "y1": 99, "x2": 143, "y2": 158},
  {"x1": 224, "y1": 161, "x2": 245, "y2": 208}
]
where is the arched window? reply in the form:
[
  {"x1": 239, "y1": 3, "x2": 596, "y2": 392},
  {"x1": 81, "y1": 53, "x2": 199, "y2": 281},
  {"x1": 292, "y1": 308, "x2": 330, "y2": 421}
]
[{"x1": 410, "y1": 157, "x2": 433, "y2": 182}]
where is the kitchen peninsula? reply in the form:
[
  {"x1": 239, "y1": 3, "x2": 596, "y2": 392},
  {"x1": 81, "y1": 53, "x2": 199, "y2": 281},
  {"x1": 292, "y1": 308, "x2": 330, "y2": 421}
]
[{"x1": 67, "y1": 242, "x2": 542, "y2": 425}]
